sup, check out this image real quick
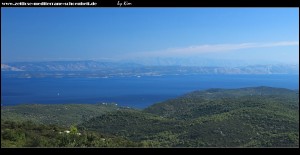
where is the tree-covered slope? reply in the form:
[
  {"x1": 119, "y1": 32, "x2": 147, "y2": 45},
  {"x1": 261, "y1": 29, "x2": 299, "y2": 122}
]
[
  {"x1": 80, "y1": 86, "x2": 299, "y2": 147},
  {"x1": 144, "y1": 86, "x2": 299, "y2": 120},
  {"x1": 1, "y1": 120, "x2": 142, "y2": 147},
  {"x1": 79, "y1": 109, "x2": 184, "y2": 145},
  {"x1": 1, "y1": 103, "x2": 121, "y2": 127},
  {"x1": 176, "y1": 107, "x2": 298, "y2": 147}
]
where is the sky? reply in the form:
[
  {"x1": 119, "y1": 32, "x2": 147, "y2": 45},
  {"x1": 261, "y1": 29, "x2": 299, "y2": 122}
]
[{"x1": 1, "y1": 8, "x2": 299, "y2": 65}]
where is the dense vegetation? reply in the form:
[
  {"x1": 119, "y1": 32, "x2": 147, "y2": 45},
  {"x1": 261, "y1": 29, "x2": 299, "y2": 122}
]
[
  {"x1": 1, "y1": 120, "x2": 142, "y2": 147},
  {"x1": 1, "y1": 86, "x2": 299, "y2": 147},
  {"x1": 1, "y1": 103, "x2": 122, "y2": 127},
  {"x1": 80, "y1": 109, "x2": 185, "y2": 147},
  {"x1": 144, "y1": 86, "x2": 299, "y2": 120}
]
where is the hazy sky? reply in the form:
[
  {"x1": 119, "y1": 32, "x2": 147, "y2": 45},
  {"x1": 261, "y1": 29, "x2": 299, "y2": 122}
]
[{"x1": 1, "y1": 8, "x2": 299, "y2": 64}]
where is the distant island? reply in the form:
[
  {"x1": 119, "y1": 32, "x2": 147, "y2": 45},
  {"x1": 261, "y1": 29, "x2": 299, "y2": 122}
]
[
  {"x1": 1, "y1": 60, "x2": 299, "y2": 78},
  {"x1": 1, "y1": 86, "x2": 299, "y2": 147}
]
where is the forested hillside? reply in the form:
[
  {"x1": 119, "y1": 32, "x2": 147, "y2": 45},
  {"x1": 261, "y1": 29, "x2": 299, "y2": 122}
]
[
  {"x1": 1, "y1": 103, "x2": 120, "y2": 127},
  {"x1": 2, "y1": 87, "x2": 299, "y2": 147}
]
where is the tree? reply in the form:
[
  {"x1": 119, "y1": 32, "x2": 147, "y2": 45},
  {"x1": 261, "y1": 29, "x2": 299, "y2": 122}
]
[{"x1": 70, "y1": 125, "x2": 78, "y2": 134}]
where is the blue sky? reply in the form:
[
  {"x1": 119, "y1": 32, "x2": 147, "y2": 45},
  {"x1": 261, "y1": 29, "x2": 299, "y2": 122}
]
[{"x1": 1, "y1": 8, "x2": 299, "y2": 64}]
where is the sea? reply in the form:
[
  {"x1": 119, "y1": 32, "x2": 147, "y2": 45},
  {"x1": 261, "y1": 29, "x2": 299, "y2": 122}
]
[{"x1": 1, "y1": 74, "x2": 299, "y2": 109}]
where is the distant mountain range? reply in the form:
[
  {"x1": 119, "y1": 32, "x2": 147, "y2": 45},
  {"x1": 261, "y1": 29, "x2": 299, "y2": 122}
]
[
  {"x1": 123, "y1": 57, "x2": 283, "y2": 67},
  {"x1": 1, "y1": 61, "x2": 142, "y2": 71},
  {"x1": 1, "y1": 61, "x2": 299, "y2": 77}
]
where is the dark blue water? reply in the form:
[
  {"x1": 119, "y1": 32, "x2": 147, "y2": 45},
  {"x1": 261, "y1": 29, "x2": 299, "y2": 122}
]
[{"x1": 1, "y1": 74, "x2": 299, "y2": 109}]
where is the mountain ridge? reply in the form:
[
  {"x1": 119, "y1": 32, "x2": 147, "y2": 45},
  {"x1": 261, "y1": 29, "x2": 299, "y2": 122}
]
[{"x1": 1, "y1": 60, "x2": 298, "y2": 75}]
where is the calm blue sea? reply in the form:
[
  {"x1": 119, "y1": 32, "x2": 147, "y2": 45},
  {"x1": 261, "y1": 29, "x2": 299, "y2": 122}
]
[{"x1": 1, "y1": 74, "x2": 299, "y2": 109}]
